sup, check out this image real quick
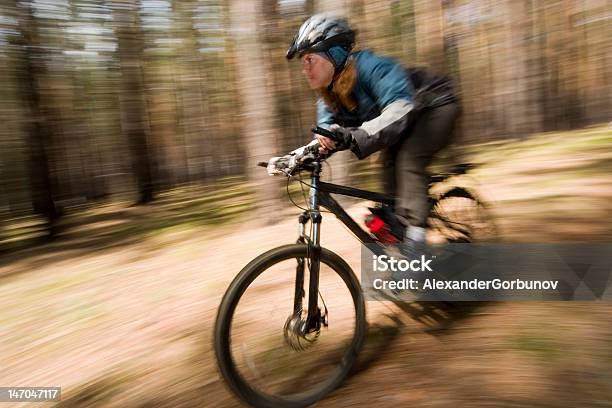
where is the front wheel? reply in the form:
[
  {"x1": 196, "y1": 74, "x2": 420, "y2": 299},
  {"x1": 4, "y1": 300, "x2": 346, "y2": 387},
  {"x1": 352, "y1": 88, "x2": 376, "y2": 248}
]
[{"x1": 214, "y1": 244, "x2": 366, "y2": 408}]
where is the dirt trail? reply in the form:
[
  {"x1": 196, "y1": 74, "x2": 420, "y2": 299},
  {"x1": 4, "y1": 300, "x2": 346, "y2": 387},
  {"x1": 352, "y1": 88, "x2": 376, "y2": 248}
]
[{"x1": 1, "y1": 127, "x2": 612, "y2": 407}]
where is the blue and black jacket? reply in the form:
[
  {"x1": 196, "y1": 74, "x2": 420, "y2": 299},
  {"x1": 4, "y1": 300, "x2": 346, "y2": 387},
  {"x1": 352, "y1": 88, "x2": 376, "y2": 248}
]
[{"x1": 317, "y1": 49, "x2": 417, "y2": 159}]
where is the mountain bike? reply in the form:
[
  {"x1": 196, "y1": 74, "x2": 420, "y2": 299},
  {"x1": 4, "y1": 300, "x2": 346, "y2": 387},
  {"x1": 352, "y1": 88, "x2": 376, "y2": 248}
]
[{"x1": 214, "y1": 127, "x2": 495, "y2": 408}]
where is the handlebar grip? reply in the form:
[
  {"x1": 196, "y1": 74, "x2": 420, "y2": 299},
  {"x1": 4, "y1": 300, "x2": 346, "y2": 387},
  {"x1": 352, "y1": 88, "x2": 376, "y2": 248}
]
[
  {"x1": 257, "y1": 161, "x2": 268, "y2": 168},
  {"x1": 311, "y1": 126, "x2": 340, "y2": 142}
]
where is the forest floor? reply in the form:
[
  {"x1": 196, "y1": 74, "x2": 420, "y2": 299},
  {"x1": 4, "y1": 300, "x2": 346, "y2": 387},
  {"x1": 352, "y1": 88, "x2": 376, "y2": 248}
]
[{"x1": 1, "y1": 124, "x2": 612, "y2": 407}]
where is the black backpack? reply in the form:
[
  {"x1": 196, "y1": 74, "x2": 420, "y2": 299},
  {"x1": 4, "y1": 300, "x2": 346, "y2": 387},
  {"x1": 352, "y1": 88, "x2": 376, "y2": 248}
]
[{"x1": 405, "y1": 67, "x2": 457, "y2": 112}]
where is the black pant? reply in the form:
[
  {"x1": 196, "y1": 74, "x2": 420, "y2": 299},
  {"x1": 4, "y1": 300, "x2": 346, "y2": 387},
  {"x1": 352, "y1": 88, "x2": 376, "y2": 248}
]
[{"x1": 382, "y1": 102, "x2": 459, "y2": 228}]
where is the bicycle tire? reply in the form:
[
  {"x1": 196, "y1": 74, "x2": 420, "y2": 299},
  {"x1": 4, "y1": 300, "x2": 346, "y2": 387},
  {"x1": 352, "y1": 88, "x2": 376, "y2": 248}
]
[
  {"x1": 429, "y1": 186, "x2": 497, "y2": 243},
  {"x1": 214, "y1": 244, "x2": 366, "y2": 408}
]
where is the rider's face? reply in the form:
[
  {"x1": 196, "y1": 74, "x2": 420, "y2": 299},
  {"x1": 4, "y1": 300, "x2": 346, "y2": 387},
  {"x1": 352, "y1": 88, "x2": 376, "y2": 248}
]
[{"x1": 301, "y1": 53, "x2": 334, "y2": 89}]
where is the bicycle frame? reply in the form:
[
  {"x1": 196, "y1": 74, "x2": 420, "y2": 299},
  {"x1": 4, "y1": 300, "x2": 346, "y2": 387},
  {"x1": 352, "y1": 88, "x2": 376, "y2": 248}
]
[{"x1": 296, "y1": 161, "x2": 393, "y2": 331}]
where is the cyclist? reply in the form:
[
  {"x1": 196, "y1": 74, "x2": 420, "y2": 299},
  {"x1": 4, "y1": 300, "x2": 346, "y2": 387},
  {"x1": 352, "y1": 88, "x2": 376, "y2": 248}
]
[{"x1": 279, "y1": 14, "x2": 459, "y2": 254}]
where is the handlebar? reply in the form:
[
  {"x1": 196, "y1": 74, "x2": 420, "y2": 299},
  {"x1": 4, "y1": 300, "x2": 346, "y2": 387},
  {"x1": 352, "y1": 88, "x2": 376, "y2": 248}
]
[
  {"x1": 257, "y1": 126, "x2": 339, "y2": 171},
  {"x1": 311, "y1": 126, "x2": 340, "y2": 142}
]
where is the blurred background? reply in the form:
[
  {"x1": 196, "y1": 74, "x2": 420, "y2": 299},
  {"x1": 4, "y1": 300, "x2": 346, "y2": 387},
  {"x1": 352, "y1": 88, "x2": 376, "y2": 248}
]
[
  {"x1": 1, "y1": 0, "x2": 610, "y2": 246},
  {"x1": 1, "y1": 1, "x2": 612, "y2": 407}
]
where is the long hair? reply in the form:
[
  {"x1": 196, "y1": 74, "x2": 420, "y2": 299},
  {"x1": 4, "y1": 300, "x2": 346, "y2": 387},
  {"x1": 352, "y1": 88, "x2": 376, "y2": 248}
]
[{"x1": 319, "y1": 57, "x2": 358, "y2": 113}]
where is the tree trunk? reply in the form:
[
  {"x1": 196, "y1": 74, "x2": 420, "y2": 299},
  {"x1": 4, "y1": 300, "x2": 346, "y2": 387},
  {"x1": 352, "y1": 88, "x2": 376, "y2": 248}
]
[
  {"x1": 172, "y1": 0, "x2": 215, "y2": 183},
  {"x1": 15, "y1": 1, "x2": 60, "y2": 236},
  {"x1": 414, "y1": 0, "x2": 447, "y2": 74},
  {"x1": 110, "y1": 0, "x2": 155, "y2": 204},
  {"x1": 228, "y1": 0, "x2": 281, "y2": 221}
]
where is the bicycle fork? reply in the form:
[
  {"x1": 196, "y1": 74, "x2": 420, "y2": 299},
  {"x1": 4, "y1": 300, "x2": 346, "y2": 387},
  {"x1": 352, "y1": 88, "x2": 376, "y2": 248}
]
[{"x1": 293, "y1": 163, "x2": 326, "y2": 334}]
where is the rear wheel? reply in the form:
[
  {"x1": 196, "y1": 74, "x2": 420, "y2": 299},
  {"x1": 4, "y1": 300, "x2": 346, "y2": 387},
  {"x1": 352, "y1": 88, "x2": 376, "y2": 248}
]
[
  {"x1": 428, "y1": 187, "x2": 497, "y2": 243},
  {"x1": 214, "y1": 244, "x2": 366, "y2": 408}
]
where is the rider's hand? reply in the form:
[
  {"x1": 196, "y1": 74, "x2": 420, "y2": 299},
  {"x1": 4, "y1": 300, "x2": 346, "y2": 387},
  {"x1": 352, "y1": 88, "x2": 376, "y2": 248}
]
[
  {"x1": 315, "y1": 135, "x2": 335, "y2": 154},
  {"x1": 330, "y1": 125, "x2": 354, "y2": 151},
  {"x1": 266, "y1": 157, "x2": 282, "y2": 175},
  {"x1": 315, "y1": 125, "x2": 354, "y2": 154},
  {"x1": 267, "y1": 139, "x2": 320, "y2": 175},
  {"x1": 266, "y1": 156, "x2": 292, "y2": 176}
]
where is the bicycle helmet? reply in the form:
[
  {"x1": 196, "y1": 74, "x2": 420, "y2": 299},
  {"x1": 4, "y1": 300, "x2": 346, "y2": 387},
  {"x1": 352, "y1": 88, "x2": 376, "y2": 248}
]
[{"x1": 286, "y1": 14, "x2": 355, "y2": 63}]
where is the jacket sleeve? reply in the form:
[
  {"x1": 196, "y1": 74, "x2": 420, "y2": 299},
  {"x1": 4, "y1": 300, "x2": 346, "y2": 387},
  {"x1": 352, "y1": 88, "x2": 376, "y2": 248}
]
[
  {"x1": 316, "y1": 98, "x2": 334, "y2": 131},
  {"x1": 351, "y1": 53, "x2": 416, "y2": 159}
]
